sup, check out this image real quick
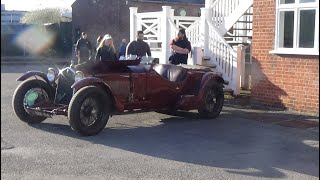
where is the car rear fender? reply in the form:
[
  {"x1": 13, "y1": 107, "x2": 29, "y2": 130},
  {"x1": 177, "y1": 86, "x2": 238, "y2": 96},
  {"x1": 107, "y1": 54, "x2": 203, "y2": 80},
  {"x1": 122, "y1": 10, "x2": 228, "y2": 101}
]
[
  {"x1": 198, "y1": 72, "x2": 224, "y2": 98},
  {"x1": 16, "y1": 71, "x2": 50, "y2": 83},
  {"x1": 71, "y1": 77, "x2": 124, "y2": 112}
]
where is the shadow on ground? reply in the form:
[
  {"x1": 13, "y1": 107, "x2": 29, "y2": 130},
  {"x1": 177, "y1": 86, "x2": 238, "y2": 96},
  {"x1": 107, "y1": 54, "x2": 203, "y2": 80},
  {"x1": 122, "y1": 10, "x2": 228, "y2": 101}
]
[{"x1": 30, "y1": 107, "x2": 319, "y2": 179}]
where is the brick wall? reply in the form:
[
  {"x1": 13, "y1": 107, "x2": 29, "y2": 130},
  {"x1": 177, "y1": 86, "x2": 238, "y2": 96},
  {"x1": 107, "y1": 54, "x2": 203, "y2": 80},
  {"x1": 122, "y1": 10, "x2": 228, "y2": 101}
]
[{"x1": 252, "y1": 0, "x2": 319, "y2": 115}]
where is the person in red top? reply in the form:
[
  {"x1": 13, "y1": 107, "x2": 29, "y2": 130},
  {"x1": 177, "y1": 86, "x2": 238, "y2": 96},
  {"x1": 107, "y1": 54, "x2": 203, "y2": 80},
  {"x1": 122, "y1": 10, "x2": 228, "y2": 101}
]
[{"x1": 169, "y1": 28, "x2": 191, "y2": 65}]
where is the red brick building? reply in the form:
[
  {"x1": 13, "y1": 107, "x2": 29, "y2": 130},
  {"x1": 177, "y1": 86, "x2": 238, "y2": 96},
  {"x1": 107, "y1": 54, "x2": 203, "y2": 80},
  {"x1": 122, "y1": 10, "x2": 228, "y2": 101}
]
[
  {"x1": 251, "y1": 0, "x2": 319, "y2": 115},
  {"x1": 71, "y1": 0, "x2": 204, "y2": 48}
]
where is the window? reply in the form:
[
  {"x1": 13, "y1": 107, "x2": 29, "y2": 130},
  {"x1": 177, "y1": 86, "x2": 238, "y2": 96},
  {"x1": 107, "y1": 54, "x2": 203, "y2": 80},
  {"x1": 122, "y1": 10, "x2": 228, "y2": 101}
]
[
  {"x1": 271, "y1": 0, "x2": 319, "y2": 55},
  {"x1": 177, "y1": 8, "x2": 187, "y2": 16}
]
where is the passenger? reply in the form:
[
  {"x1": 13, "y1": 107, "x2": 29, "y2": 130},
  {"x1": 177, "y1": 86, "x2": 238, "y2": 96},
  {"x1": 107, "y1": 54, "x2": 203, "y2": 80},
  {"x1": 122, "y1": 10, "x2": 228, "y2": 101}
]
[
  {"x1": 75, "y1": 32, "x2": 93, "y2": 64},
  {"x1": 169, "y1": 28, "x2": 191, "y2": 65},
  {"x1": 95, "y1": 34, "x2": 118, "y2": 61},
  {"x1": 126, "y1": 31, "x2": 151, "y2": 58}
]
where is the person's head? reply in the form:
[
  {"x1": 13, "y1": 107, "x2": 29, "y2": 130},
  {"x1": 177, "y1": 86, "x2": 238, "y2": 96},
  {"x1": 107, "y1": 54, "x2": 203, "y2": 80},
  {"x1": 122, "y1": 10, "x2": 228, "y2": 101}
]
[
  {"x1": 97, "y1": 35, "x2": 104, "y2": 44},
  {"x1": 137, "y1": 31, "x2": 144, "y2": 41},
  {"x1": 121, "y1": 39, "x2": 127, "y2": 43},
  {"x1": 81, "y1": 32, "x2": 87, "y2": 39},
  {"x1": 99, "y1": 34, "x2": 116, "y2": 53},
  {"x1": 102, "y1": 34, "x2": 113, "y2": 46},
  {"x1": 178, "y1": 28, "x2": 186, "y2": 39}
]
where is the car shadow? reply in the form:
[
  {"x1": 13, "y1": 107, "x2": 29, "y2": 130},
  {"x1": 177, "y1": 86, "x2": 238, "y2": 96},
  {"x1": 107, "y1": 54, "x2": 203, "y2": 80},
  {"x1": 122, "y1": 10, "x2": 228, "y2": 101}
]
[{"x1": 30, "y1": 108, "x2": 319, "y2": 179}]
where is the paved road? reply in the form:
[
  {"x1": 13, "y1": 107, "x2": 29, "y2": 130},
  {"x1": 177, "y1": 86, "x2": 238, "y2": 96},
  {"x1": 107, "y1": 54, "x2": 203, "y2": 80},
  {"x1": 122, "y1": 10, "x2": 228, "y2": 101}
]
[{"x1": 1, "y1": 64, "x2": 319, "y2": 180}]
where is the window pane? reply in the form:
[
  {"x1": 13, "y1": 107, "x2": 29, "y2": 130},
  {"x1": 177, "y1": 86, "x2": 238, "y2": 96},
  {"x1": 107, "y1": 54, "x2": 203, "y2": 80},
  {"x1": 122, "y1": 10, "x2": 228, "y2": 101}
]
[
  {"x1": 299, "y1": 10, "x2": 315, "y2": 48},
  {"x1": 280, "y1": 0, "x2": 295, "y2": 4},
  {"x1": 300, "y1": 0, "x2": 315, "y2": 3},
  {"x1": 279, "y1": 11, "x2": 294, "y2": 48}
]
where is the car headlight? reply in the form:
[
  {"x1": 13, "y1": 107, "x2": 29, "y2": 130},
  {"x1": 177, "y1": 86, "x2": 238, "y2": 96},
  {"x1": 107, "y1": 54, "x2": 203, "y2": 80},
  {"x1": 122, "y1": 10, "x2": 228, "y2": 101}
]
[
  {"x1": 47, "y1": 68, "x2": 57, "y2": 82},
  {"x1": 74, "y1": 71, "x2": 84, "y2": 82}
]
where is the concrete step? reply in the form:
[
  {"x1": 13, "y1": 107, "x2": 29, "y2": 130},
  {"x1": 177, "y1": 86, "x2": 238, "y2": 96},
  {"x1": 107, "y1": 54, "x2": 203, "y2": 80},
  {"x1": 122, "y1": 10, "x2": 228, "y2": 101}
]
[{"x1": 223, "y1": 88, "x2": 234, "y2": 95}]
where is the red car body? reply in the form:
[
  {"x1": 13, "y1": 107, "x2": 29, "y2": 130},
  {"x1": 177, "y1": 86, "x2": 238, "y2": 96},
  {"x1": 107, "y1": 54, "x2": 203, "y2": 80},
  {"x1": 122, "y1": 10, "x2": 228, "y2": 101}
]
[{"x1": 13, "y1": 59, "x2": 227, "y2": 135}]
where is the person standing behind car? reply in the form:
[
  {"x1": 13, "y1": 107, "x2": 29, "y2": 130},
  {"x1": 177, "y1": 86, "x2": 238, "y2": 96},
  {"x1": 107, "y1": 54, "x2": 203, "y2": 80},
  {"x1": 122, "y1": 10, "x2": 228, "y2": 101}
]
[
  {"x1": 75, "y1": 32, "x2": 92, "y2": 64},
  {"x1": 169, "y1": 28, "x2": 191, "y2": 65},
  {"x1": 94, "y1": 35, "x2": 104, "y2": 53},
  {"x1": 95, "y1": 34, "x2": 117, "y2": 61},
  {"x1": 118, "y1": 39, "x2": 127, "y2": 58},
  {"x1": 127, "y1": 31, "x2": 151, "y2": 57}
]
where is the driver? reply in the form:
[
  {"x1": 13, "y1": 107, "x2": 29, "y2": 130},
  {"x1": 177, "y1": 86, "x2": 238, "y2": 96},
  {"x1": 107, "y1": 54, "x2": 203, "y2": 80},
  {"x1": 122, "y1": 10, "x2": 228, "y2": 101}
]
[{"x1": 126, "y1": 31, "x2": 151, "y2": 58}]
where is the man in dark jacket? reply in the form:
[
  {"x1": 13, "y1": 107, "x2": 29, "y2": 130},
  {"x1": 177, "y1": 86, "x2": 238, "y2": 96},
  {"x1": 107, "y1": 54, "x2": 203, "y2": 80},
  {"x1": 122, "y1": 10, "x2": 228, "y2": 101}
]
[
  {"x1": 127, "y1": 31, "x2": 151, "y2": 57},
  {"x1": 75, "y1": 32, "x2": 92, "y2": 64}
]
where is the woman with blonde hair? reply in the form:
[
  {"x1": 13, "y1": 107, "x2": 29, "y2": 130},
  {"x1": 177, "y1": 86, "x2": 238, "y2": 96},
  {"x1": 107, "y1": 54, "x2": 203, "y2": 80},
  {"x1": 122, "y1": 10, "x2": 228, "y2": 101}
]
[{"x1": 95, "y1": 34, "x2": 117, "y2": 61}]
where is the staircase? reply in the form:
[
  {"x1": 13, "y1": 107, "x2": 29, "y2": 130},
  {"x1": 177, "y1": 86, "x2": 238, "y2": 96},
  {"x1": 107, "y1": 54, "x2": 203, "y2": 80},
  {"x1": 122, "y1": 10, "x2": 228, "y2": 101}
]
[{"x1": 199, "y1": 0, "x2": 253, "y2": 95}]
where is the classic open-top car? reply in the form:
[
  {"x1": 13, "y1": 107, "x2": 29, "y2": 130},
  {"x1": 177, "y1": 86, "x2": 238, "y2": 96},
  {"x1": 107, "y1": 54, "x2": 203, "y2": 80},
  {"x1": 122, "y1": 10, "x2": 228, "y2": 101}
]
[{"x1": 12, "y1": 57, "x2": 228, "y2": 136}]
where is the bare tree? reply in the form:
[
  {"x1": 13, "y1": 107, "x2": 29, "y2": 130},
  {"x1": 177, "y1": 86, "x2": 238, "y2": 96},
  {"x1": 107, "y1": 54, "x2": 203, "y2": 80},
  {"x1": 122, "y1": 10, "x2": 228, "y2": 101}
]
[{"x1": 20, "y1": 8, "x2": 71, "y2": 24}]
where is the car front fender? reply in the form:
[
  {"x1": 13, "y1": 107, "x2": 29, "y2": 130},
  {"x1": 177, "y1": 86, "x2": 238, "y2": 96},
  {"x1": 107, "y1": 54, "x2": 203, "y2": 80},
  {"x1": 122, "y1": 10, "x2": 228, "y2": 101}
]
[
  {"x1": 71, "y1": 77, "x2": 125, "y2": 112},
  {"x1": 16, "y1": 71, "x2": 50, "y2": 84},
  {"x1": 198, "y1": 72, "x2": 225, "y2": 99}
]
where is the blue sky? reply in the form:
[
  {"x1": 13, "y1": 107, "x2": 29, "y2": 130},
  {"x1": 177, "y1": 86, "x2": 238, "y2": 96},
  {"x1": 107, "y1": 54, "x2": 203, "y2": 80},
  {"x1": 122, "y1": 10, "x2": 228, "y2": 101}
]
[{"x1": 2, "y1": 0, "x2": 76, "y2": 11}]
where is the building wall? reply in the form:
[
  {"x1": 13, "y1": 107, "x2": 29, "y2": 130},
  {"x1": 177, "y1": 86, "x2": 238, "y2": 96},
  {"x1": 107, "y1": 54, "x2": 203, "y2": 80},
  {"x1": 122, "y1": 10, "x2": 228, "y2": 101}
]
[
  {"x1": 252, "y1": 0, "x2": 319, "y2": 115},
  {"x1": 72, "y1": 0, "x2": 203, "y2": 49},
  {"x1": 1, "y1": 10, "x2": 27, "y2": 24}
]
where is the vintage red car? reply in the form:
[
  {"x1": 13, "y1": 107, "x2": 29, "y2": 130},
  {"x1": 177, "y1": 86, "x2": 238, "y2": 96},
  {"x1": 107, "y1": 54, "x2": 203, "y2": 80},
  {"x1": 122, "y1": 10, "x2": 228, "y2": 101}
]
[{"x1": 12, "y1": 58, "x2": 228, "y2": 136}]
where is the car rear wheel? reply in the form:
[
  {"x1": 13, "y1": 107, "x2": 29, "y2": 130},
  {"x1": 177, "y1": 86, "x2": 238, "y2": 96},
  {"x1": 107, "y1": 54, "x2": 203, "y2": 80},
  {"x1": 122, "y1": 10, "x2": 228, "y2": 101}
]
[
  {"x1": 12, "y1": 79, "x2": 54, "y2": 124},
  {"x1": 198, "y1": 83, "x2": 224, "y2": 119},
  {"x1": 68, "y1": 86, "x2": 111, "y2": 136}
]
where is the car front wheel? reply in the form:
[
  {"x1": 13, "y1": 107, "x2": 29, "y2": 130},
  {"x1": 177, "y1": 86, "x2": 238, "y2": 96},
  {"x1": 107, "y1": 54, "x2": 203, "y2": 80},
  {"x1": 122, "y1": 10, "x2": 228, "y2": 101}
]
[
  {"x1": 12, "y1": 79, "x2": 54, "y2": 124},
  {"x1": 68, "y1": 86, "x2": 111, "y2": 136}
]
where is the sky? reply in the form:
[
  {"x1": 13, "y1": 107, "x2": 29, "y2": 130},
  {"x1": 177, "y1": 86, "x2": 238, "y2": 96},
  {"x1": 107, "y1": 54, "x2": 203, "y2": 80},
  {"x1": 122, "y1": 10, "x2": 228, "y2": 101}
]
[{"x1": 2, "y1": 0, "x2": 76, "y2": 11}]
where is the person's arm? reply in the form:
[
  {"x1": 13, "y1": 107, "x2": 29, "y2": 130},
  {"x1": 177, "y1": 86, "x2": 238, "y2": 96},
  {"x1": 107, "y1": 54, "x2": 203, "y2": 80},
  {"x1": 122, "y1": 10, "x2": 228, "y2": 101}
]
[
  {"x1": 75, "y1": 39, "x2": 80, "y2": 55},
  {"x1": 171, "y1": 45, "x2": 189, "y2": 54},
  {"x1": 146, "y1": 43, "x2": 151, "y2": 56},
  {"x1": 127, "y1": 41, "x2": 135, "y2": 56},
  {"x1": 114, "y1": 52, "x2": 118, "y2": 60},
  {"x1": 186, "y1": 41, "x2": 191, "y2": 53},
  {"x1": 88, "y1": 40, "x2": 92, "y2": 49},
  {"x1": 95, "y1": 48, "x2": 101, "y2": 61}
]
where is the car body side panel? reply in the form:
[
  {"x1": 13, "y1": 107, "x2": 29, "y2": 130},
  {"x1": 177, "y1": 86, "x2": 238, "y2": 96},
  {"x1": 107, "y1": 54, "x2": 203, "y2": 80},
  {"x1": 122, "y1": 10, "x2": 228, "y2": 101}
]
[
  {"x1": 146, "y1": 71, "x2": 181, "y2": 109},
  {"x1": 131, "y1": 73, "x2": 147, "y2": 101}
]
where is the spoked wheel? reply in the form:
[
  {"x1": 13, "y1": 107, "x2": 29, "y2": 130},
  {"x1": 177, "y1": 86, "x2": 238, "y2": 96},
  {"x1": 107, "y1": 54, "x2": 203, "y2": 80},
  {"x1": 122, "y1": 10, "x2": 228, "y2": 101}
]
[
  {"x1": 198, "y1": 82, "x2": 224, "y2": 119},
  {"x1": 68, "y1": 86, "x2": 111, "y2": 136},
  {"x1": 12, "y1": 79, "x2": 54, "y2": 124},
  {"x1": 80, "y1": 97, "x2": 101, "y2": 126}
]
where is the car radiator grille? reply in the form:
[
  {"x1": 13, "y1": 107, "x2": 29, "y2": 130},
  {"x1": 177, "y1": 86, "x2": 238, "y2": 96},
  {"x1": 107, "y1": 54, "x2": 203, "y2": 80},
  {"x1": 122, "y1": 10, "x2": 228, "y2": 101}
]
[{"x1": 54, "y1": 71, "x2": 75, "y2": 105}]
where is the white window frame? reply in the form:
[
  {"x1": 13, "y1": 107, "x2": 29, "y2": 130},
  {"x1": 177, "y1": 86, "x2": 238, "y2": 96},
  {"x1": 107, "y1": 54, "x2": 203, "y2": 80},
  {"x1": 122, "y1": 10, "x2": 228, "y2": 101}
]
[{"x1": 270, "y1": 0, "x2": 319, "y2": 55}]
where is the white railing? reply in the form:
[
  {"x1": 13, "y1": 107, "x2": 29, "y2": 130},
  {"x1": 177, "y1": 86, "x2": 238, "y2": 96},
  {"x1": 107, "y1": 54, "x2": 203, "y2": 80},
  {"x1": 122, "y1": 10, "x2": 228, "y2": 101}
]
[
  {"x1": 225, "y1": 6, "x2": 253, "y2": 44},
  {"x1": 209, "y1": 0, "x2": 253, "y2": 36},
  {"x1": 136, "y1": 12, "x2": 162, "y2": 45},
  {"x1": 210, "y1": 0, "x2": 241, "y2": 29},
  {"x1": 206, "y1": 19, "x2": 239, "y2": 93},
  {"x1": 173, "y1": 16, "x2": 201, "y2": 46}
]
